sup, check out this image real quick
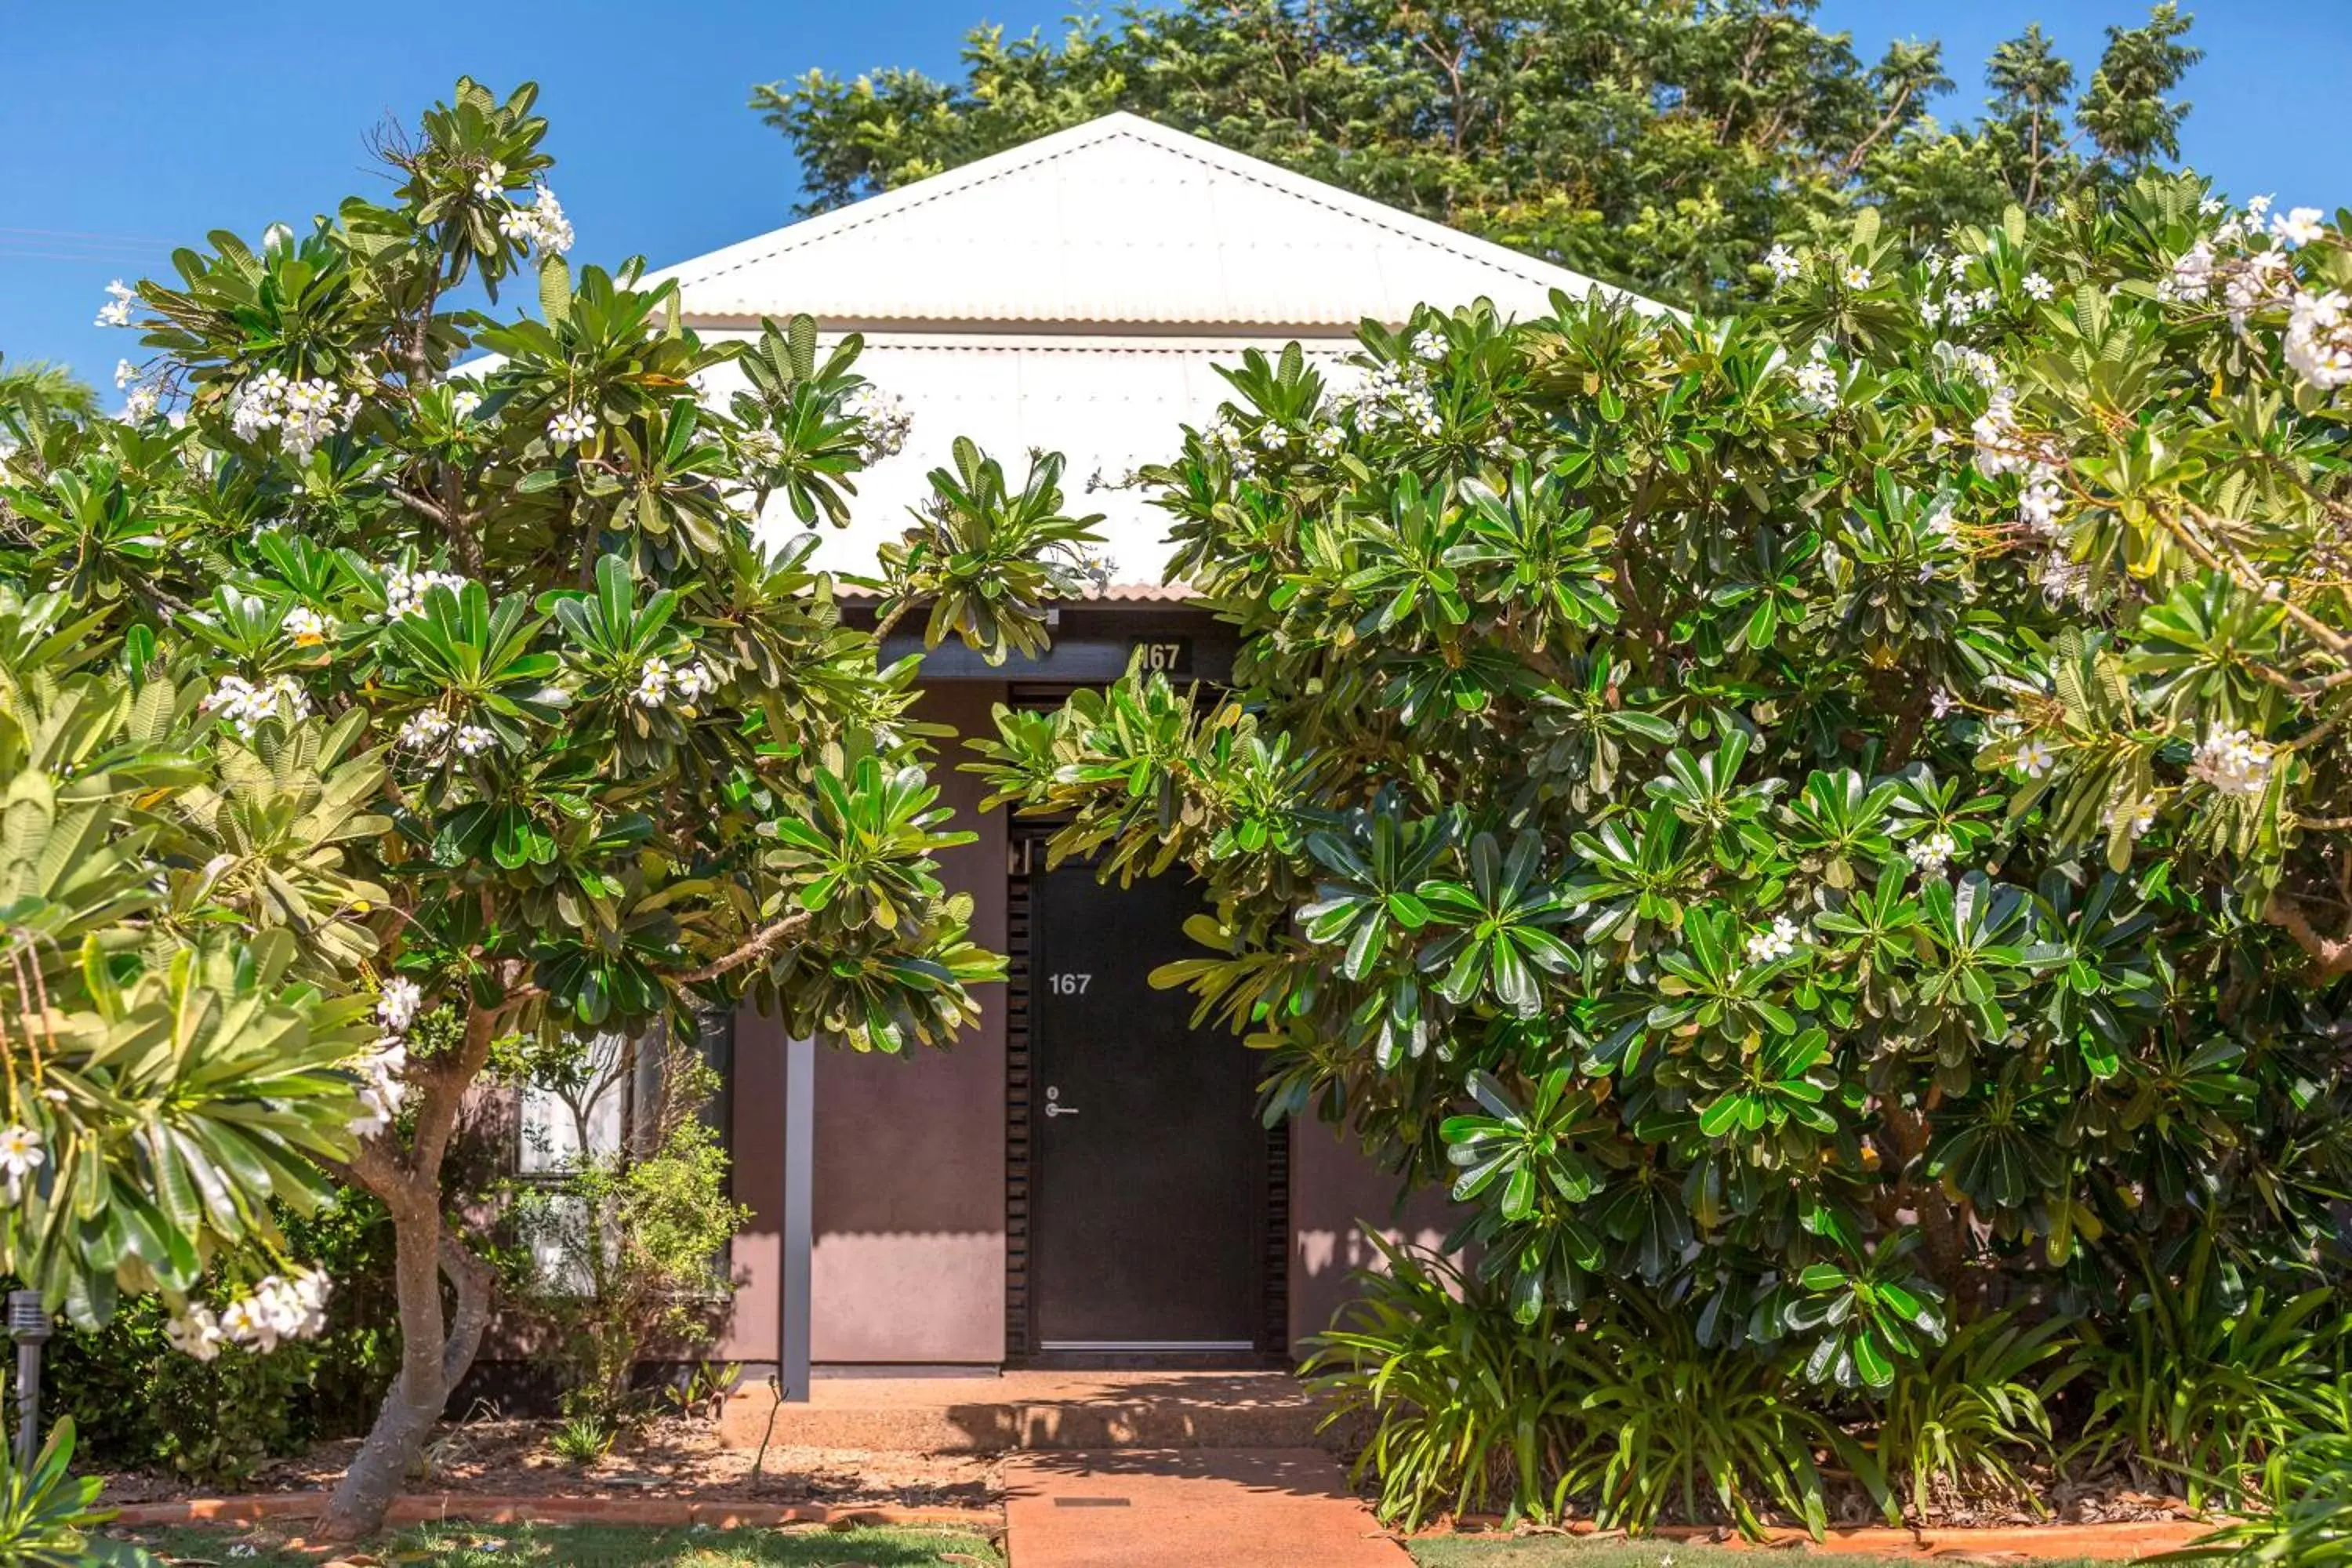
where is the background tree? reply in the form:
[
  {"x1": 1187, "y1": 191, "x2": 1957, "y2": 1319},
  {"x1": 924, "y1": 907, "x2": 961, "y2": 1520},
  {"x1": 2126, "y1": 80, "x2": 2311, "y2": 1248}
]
[
  {"x1": 755, "y1": 0, "x2": 2203, "y2": 311},
  {"x1": 969, "y1": 172, "x2": 2352, "y2": 1523},
  {"x1": 0, "y1": 78, "x2": 1097, "y2": 1540}
]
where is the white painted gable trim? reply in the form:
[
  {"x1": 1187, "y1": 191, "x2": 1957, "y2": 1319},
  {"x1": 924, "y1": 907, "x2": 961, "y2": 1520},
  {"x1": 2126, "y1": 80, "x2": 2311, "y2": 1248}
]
[{"x1": 646, "y1": 111, "x2": 1640, "y2": 318}]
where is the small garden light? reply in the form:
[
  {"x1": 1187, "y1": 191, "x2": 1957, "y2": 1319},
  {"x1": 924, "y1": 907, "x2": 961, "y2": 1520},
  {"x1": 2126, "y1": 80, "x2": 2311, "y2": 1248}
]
[{"x1": 7, "y1": 1288, "x2": 48, "y2": 1471}]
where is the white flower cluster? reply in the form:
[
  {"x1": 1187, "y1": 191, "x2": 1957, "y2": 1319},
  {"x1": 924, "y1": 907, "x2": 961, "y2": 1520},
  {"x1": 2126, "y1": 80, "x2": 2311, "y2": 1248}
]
[
  {"x1": 1744, "y1": 914, "x2": 1802, "y2": 964},
  {"x1": 1410, "y1": 327, "x2": 1448, "y2": 361},
  {"x1": 2285, "y1": 289, "x2": 2352, "y2": 390},
  {"x1": 2157, "y1": 238, "x2": 2216, "y2": 304},
  {"x1": 1310, "y1": 423, "x2": 1345, "y2": 458},
  {"x1": 394, "y1": 706, "x2": 495, "y2": 764},
  {"x1": 495, "y1": 183, "x2": 574, "y2": 256},
  {"x1": 1842, "y1": 263, "x2": 1872, "y2": 289},
  {"x1": 95, "y1": 280, "x2": 135, "y2": 328},
  {"x1": 1359, "y1": 358, "x2": 1443, "y2": 437},
  {"x1": 2188, "y1": 728, "x2": 2276, "y2": 798},
  {"x1": 1921, "y1": 253, "x2": 1998, "y2": 328},
  {"x1": 1790, "y1": 350, "x2": 1839, "y2": 414},
  {"x1": 166, "y1": 1269, "x2": 331, "y2": 1363},
  {"x1": 396, "y1": 709, "x2": 452, "y2": 750},
  {"x1": 842, "y1": 383, "x2": 913, "y2": 462},
  {"x1": 121, "y1": 386, "x2": 160, "y2": 423},
  {"x1": 452, "y1": 387, "x2": 485, "y2": 420},
  {"x1": 633, "y1": 654, "x2": 717, "y2": 710},
  {"x1": 1765, "y1": 245, "x2": 1801, "y2": 286},
  {"x1": 1906, "y1": 830, "x2": 1958, "y2": 875},
  {"x1": 0, "y1": 1124, "x2": 43, "y2": 1203},
  {"x1": 2036, "y1": 551, "x2": 2092, "y2": 606},
  {"x1": 2023, "y1": 272, "x2": 2055, "y2": 302},
  {"x1": 377, "y1": 977, "x2": 422, "y2": 1032},
  {"x1": 547, "y1": 406, "x2": 595, "y2": 447},
  {"x1": 383, "y1": 565, "x2": 470, "y2": 618},
  {"x1": 347, "y1": 1040, "x2": 407, "y2": 1138},
  {"x1": 230, "y1": 370, "x2": 358, "y2": 457},
  {"x1": 1931, "y1": 340, "x2": 2001, "y2": 389},
  {"x1": 204, "y1": 674, "x2": 311, "y2": 738},
  {"x1": 1969, "y1": 389, "x2": 2068, "y2": 538}
]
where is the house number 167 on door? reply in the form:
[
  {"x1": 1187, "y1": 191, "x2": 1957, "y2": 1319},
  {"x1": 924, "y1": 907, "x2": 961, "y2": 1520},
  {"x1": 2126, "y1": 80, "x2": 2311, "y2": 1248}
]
[{"x1": 1048, "y1": 973, "x2": 1093, "y2": 996}]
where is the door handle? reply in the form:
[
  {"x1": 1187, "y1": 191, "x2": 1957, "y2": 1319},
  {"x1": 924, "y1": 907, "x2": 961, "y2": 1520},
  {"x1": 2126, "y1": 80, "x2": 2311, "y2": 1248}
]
[{"x1": 1044, "y1": 1086, "x2": 1079, "y2": 1118}]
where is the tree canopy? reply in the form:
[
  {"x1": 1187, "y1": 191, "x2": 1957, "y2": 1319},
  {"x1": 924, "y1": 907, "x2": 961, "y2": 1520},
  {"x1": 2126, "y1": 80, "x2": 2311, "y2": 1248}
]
[
  {"x1": 0, "y1": 78, "x2": 1094, "y2": 1539},
  {"x1": 971, "y1": 173, "x2": 2352, "y2": 1418},
  {"x1": 755, "y1": 0, "x2": 2203, "y2": 311}
]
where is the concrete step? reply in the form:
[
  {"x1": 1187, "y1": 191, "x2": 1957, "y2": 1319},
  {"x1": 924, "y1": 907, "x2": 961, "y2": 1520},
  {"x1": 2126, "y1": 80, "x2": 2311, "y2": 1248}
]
[{"x1": 717, "y1": 1370, "x2": 1338, "y2": 1454}]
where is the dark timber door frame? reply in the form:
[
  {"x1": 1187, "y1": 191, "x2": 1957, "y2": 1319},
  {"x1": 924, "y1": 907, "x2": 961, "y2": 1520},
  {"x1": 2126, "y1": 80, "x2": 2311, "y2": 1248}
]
[{"x1": 1004, "y1": 796, "x2": 1287, "y2": 1368}]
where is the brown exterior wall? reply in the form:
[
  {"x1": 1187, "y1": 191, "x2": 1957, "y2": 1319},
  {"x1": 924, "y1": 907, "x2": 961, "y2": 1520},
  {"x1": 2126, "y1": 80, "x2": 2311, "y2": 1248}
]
[
  {"x1": 718, "y1": 683, "x2": 1010, "y2": 1367},
  {"x1": 717, "y1": 668, "x2": 1458, "y2": 1367},
  {"x1": 1287, "y1": 1120, "x2": 1463, "y2": 1352}
]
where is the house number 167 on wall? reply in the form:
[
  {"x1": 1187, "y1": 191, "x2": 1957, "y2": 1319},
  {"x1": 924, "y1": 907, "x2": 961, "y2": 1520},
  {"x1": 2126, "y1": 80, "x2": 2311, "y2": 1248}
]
[{"x1": 1048, "y1": 973, "x2": 1093, "y2": 995}]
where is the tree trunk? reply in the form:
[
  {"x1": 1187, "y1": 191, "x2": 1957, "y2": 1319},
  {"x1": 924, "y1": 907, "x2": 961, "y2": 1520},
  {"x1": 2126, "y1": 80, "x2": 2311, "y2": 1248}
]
[{"x1": 317, "y1": 1197, "x2": 497, "y2": 1540}]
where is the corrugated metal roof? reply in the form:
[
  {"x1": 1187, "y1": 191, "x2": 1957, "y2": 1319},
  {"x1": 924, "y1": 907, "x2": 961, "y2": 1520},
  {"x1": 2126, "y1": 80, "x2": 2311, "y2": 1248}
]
[
  {"x1": 648, "y1": 112, "x2": 1636, "y2": 328},
  {"x1": 718, "y1": 332, "x2": 1358, "y2": 590}
]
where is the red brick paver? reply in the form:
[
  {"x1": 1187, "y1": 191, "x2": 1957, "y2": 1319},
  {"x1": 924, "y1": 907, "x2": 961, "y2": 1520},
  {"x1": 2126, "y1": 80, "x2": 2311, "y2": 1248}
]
[{"x1": 1004, "y1": 1448, "x2": 1408, "y2": 1568}]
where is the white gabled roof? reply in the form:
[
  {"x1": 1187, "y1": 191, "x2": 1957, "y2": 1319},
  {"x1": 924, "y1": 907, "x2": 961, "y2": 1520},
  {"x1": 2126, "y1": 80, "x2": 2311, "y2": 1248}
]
[{"x1": 651, "y1": 111, "x2": 1632, "y2": 328}]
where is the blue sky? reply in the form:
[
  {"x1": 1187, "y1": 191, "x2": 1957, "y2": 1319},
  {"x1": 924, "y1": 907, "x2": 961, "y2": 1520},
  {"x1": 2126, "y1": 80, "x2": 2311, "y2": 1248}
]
[{"x1": 3, "y1": 1, "x2": 2344, "y2": 398}]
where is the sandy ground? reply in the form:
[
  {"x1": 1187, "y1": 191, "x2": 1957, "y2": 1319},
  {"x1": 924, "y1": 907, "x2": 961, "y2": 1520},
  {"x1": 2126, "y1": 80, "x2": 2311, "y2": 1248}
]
[{"x1": 96, "y1": 1414, "x2": 1003, "y2": 1509}]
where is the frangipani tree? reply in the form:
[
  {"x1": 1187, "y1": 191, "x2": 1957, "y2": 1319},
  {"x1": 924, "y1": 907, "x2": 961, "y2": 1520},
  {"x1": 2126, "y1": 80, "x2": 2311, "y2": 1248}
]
[
  {"x1": 2, "y1": 79, "x2": 1096, "y2": 1539},
  {"x1": 972, "y1": 175, "x2": 2352, "y2": 1418}
]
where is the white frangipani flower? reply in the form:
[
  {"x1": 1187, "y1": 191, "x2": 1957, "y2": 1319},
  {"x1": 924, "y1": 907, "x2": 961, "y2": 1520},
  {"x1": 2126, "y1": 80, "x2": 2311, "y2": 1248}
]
[
  {"x1": 1765, "y1": 244, "x2": 1801, "y2": 285},
  {"x1": 2189, "y1": 728, "x2": 2275, "y2": 798},
  {"x1": 1744, "y1": 914, "x2": 1802, "y2": 964},
  {"x1": 634, "y1": 656, "x2": 673, "y2": 709},
  {"x1": 1842, "y1": 263, "x2": 1871, "y2": 289},
  {"x1": 1791, "y1": 354, "x2": 1840, "y2": 413},
  {"x1": 1410, "y1": 327, "x2": 1448, "y2": 362},
  {"x1": 165, "y1": 1305, "x2": 224, "y2": 1363},
  {"x1": 396, "y1": 709, "x2": 455, "y2": 750},
  {"x1": 840, "y1": 383, "x2": 913, "y2": 462},
  {"x1": 202, "y1": 674, "x2": 312, "y2": 738},
  {"x1": 2015, "y1": 739, "x2": 2055, "y2": 779},
  {"x1": 452, "y1": 387, "x2": 484, "y2": 420},
  {"x1": 2270, "y1": 207, "x2": 2325, "y2": 247},
  {"x1": 452, "y1": 724, "x2": 497, "y2": 757},
  {"x1": 2022, "y1": 272, "x2": 2055, "y2": 302},
  {"x1": 472, "y1": 162, "x2": 507, "y2": 201},
  {"x1": 382, "y1": 565, "x2": 470, "y2": 618},
  {"x1": 1906, "y1": 830, "x2": 1958, "y2": 874},
  {"x1": 2285, "y1": 289, "x2": 2352, "y2": 391},
  {"x1": 546, "y1": 407, "x2": 595, "y2": 447},
  {"x1": 376, "y1": 978, "x2": 423, "y2": 1034},
  {"x1": 0, "y1": 1125, "x2": 42, "y2": 1203},
  {"x1": 1310, "y1": 424, "x2": 1345, "y2": 458},
  {"x1": 2107, "y1": 798, "x2": 2158, "y2": 841},
  {"x1": 670, "y1": 663, "x2": 716, "y2": 704},
  {"x1": 95, "y1": 280, "x2": 135, "y2": 328},
  {"x1": 347, "y1": 1040, "x2": 408, "y2": 1138}
]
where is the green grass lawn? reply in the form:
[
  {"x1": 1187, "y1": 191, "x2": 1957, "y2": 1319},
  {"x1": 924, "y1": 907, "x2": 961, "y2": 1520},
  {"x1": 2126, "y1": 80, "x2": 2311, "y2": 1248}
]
[
  {"x1": 1407, "y1": 1537, "x2": 2104, "y2": 1568},
  {"x1": 123, "y1": 1520, "x2": 1003, "y2": 1566}
]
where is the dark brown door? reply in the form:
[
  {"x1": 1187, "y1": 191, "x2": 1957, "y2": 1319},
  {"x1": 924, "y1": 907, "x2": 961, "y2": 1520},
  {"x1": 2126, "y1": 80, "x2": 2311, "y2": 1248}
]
[{"x1": 1029, "y1": 860, "x2": 1263, "y2": 1352}]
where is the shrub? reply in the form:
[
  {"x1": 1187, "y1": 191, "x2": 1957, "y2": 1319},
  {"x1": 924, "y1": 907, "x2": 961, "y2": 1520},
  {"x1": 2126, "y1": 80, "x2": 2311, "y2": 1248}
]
[
  {"x1": 500, "y1": 1046, "x2": 750, "y2": 1425},
  {"x1": 2071, "y1": 1236, "x2": 2349, "y2": 1507},
  {"x1": 1871, "y1": 1308, "x2": 2075, "y2": 1523},
  {"x1": 45, "y1": 1192, "x2": 397, "y2": 1485},
  {"x1": 1305, "y1": 1236, "x2": 1588, "y2": 1530}
]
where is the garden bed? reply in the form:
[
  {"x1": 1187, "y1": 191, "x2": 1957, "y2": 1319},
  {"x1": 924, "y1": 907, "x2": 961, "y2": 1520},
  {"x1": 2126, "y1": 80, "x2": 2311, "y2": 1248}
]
[{"x1": 95, "y1": 1414, "x2": 1002, "y2": 1512}]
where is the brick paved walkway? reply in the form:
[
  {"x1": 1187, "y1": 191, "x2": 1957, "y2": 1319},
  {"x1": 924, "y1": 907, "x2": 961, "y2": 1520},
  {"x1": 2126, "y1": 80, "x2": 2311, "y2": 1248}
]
[{"x1": 1004, "y1": 1447, "x2": 1408, "y2": 1567}]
